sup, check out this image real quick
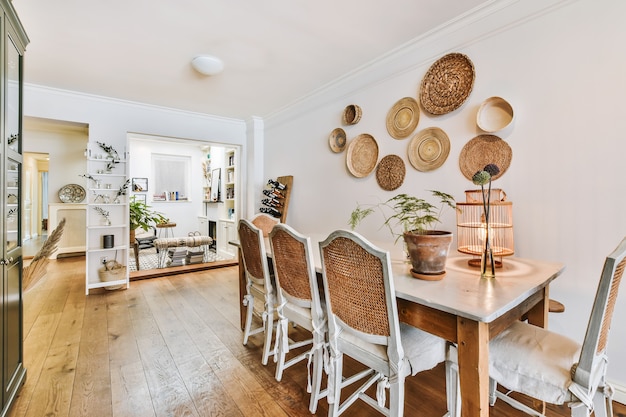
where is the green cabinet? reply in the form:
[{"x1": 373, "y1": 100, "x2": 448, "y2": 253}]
[{"x1": 1, "y1": 1, "x2": 28, "y2": 415}]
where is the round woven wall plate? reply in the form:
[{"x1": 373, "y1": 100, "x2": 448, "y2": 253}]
[
  {"x1": 386, "y1": 97, "x2": 420, "y2": 139},
  {"x1": 329, "y1": 127, "x2": 347, "y2": 153},
  {"x1": 376, "y1": 154, "x2": 406, "y2": 191},
  {"x1": 476, "y1": 96, "x2": 515, "y2": 132},
  {"x1": 420, "y1": 53, "x2": 475, "y2": 115},
  {"x1": 459, "y1": 134, "x2": 512, "y2": 181},
  {"x1": 343, "y1": 104, "x2": 362, "y2": 125},
  {"x1": 346, "y1": 133, "x2": 378, "y2": 178},
  {"x1": 407, "y1": 127, "x2": 450, "y2": 172}
]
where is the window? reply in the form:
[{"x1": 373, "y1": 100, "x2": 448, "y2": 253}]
[{"x1": 152, "y1": 154, "x2": 190, "y2": 201}]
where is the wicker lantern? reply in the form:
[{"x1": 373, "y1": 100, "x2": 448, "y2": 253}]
[{"x1": 456, "y1": 189, "x2": 514, "y2": 267}]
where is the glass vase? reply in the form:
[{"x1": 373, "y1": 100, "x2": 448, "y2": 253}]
[{"x1": 481, "y1": 227, "x2": 496, "y2": 278}]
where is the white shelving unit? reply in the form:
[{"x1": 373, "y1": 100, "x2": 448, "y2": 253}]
[
  {"x1": 224, "y1": 149, "x2": 236, "y2": 220},
  {"x1": 84, "y1": 143, "x2": 130, "y2": 294}
]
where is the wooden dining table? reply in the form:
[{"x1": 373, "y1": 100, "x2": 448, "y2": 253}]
[{"x1": 231, "y1": 235, "x2": 564, "y2": 417}]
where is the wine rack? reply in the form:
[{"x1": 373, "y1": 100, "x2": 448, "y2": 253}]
[{"x1": 259, "y1": 175, "x2": 292, "y2": 223}]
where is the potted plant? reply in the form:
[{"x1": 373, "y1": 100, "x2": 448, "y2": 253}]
[
  {"x1": 349, "y1": 191, "x2": 457, "y2": 280},
  {"x1": 129, "y1": 199, "x2": 167, "y2": 243}
]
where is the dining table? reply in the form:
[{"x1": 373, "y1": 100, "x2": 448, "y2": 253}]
[{"x1": 230, "y1": 234, "x2": 565, "y2": 417}]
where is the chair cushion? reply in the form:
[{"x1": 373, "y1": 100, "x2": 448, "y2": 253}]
[
  {"x1": 400, "y1": 323, "x2": 446, "y2": 376},
  {"x1": 490, "y1": 321, "x2": 581, "y2": 404},
  {"x1": 336, "y1": 323, "x2": 445, "y2": 377},
  {"x1": 283, "y1": 302, "x2": 314, "y2": 331}
]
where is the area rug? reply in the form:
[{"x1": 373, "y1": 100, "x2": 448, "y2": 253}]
[{"x1": 129, "y1": 247, "x2": 227, "y2": 272}]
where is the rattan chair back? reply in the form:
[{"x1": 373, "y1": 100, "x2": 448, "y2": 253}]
[
  {"x1": 269, "y1": 225, "x2": 313, "y2": 305},
  {"x1": 251, "y1": 213, "x2": 280, "y2": 237},
  {"x1": 320, "y1": 230, "x2": 399, "y2": 341},
  {"x1": 575, "y1": 237, "x2": 626, "y2": 388},
  {"x1": 238, "y1": 219, "x2": 271, "y2": 288}
]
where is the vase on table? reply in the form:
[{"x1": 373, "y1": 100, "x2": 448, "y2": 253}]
[{"x1": 481, "y1": 226, "x2": 495, "y2": 278}]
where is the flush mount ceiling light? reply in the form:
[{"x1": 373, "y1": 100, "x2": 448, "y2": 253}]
[{"x1": 191, "y1": 55, "x2": 224, "y2": 76}]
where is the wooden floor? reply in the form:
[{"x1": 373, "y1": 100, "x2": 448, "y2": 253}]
[{"x1": 8, "y1": 256, "x2": 626, "y2": 417}]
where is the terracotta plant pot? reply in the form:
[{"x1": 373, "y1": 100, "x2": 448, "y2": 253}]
[{"x1": 403, "y1": 230, "x2": 453, "y2": 280}]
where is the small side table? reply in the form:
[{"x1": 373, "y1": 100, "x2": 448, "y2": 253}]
[{"x1": 156, "y1": 222, "x2": 176, "y2": 238}]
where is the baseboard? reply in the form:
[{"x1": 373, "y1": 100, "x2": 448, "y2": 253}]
[{"x1": 610, "y1": 379, "x2": 626, "y2": 405}]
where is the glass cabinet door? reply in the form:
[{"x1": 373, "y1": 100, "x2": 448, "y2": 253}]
[
  {"x1": 6, "y1": 33, "x2": 20, "y2": 154},
  {"x1": 5, "y1": 159, "x2": 20, "y2": 251},
  {"x1": 5, "y1": 32, "x2": 21, "y2": 253}
]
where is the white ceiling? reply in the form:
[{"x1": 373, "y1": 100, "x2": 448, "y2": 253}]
[{"x1": 12, "y1": 0, "x2": 487, "y2": 120}]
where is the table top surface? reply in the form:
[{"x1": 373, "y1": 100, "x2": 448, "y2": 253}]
[
  {"x1": 230, "y1": 233, "x2": 565, "y2": 324},
  {"x1": 156, "y1": 222, "x2": 176, "y2": 228},
  {"x1": 391, "y1": 256, "x2": 563, "y2": 322}
]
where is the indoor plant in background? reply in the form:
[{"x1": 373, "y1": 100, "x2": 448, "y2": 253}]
[
  {"x1": 129, "y1": 198, "x2": 167, "y2": 243},
  {"x1": 349, "y1": 190, "x2": 457, "y2": 280}
]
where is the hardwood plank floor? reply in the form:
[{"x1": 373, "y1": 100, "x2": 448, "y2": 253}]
[{"x1": 9, "y1": 256, "x2": 626, "y2": 416}]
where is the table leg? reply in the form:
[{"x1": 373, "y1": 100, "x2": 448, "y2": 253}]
[
  {"x1": 133, "y1": 242, "x2": 140, "y2": 270},
  {"x1": 521, "y1": 286, "x2": 550, "y2": 412},
  {"x1": 457, "y1": 318, "x2": 490, "y2": 417},
  {"x1": 525, "y1": 286, "x2": 549, "y2": 327}
]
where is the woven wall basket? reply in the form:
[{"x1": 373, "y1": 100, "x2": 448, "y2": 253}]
[
  {"x1": 420, "y1": 53, "x2": 475, "y2": 115},
  {"x1": 458, "y1": 134, "x2": 512, "y2": 181},
  {"x1": 343, "y1": 104, "x2": 362, "y2": 125},
  {"x1": 376, "y1": 154, "x2": 405, "y2": 191},
  {"x1": 346, "y1": 133, "x2": 378, "y2": 178},
  {"x1": 476, "y1": 96, "x2": 515, "y2": 133}
]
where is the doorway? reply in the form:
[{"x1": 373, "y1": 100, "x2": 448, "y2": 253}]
[
  {"x1": 128, "y1": 134, "x2": 240, "y2": 276},
  {"x1": 22, "y1": 152, "x2": 49, "y2": 258}
]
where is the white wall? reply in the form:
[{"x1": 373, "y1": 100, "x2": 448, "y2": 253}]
[
  {"x1": 23, "y1": 118, "x2": 87, "y2": 205},
  {"x1": 264, "y1": 0, "x2": 626, "y2": 396},
  {"x1": 128, "y1": 137, "x2": 207, "y2": 236}
]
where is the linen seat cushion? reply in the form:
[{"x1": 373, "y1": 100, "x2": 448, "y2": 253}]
[
  {"x1": 490, "y1": 321, "x2": 581, "y2": 405},
  {"x1": 400, "y1": 323, "x2": 447, "y2": 375},
  {"x1": 249, "y1": 283, "x2": 278, "y2": 316},
  {"x1": 282, "y1": 302, "x2": 314, "y2": 330},
  {"x1": 337, "y1": 322, "x2": 446, "y2": 378}
]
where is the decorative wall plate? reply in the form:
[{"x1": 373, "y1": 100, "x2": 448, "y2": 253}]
[
  {"x1": 386, "y1": 97, "x2": 420, "y2": 139},
  {"x1": 58, "y1": 183, "x2": 86, "y2": 203},
  {"x1": 329, "y1": 127, "x2": 347, "y2": 153},
  {"x1": 346, "y1": 133, "x2": 378, "y2": 178},
  {"x1": 407, "y1": 127, "x2": 450, "y2": 172}
]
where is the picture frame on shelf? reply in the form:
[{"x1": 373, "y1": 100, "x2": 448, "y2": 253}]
[
  {"x1": 132, "y1": 194, "x2": 147, "y2": 204},
  {"x1": 132, "y1": 177, "x2": 148, "y2": 192}
]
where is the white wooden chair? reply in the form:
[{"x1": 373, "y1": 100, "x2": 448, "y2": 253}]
[
  {"x1": 238, "y1": 218, "x2": 276, "y2": 365},
  {"x1": 485, "y1": 236, "x2": 626, "y2": 417},
  {"x1": 319, "y1": 230, "x2": 449, "y2": 417},
  {"x1": 269, "y1": 223, "x2": 328, "y2": 414}
]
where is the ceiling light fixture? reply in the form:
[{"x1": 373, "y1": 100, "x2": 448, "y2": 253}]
[{"x1": 191, "y1": 55, "x2": 224, "y2": 76}]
